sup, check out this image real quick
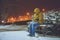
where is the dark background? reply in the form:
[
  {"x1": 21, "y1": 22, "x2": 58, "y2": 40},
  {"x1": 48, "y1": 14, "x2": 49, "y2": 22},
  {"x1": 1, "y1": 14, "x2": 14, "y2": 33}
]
[{"x1": 0, "y1": 0, "x2": 60, "y2": 17}]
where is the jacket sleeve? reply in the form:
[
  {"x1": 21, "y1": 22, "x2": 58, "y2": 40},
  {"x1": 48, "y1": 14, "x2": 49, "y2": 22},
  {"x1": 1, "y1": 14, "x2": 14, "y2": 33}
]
[{"x1": 39, "y1": 12, "x2": 44, "y2": 24}]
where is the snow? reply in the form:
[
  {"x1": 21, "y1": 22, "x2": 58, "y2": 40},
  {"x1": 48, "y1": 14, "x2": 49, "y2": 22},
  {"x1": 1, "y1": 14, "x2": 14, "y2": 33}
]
[
  {"x1": 0, "y1": 25, "x2": 10, "y2": 28},
  {"x1": 0, "y1": 31, "x2": 60, "y2": 40},
  {"x1": 0, "y1": 25, "x2": 60, "y2": 40},
  {"x1": 0, "y1": 25, "x2": 27, "y2": 30}
]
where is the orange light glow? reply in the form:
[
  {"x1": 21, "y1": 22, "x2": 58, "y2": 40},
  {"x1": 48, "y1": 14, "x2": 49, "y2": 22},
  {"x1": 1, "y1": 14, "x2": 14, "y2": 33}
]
[
  {"x1": 6, "y1": 12, "x2": 32, "y2": 23},
  {"x1": 7, "y1": 17, "x2": 16, "y2": 23},
  {"x1": 26, "y1": 12, "x2": 30, "y2": 15}
]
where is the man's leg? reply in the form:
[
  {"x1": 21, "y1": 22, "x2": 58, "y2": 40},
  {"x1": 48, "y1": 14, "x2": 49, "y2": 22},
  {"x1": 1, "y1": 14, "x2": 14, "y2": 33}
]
[{"x1": 29, "y1": 21, "x2": 35, "y2": 36}]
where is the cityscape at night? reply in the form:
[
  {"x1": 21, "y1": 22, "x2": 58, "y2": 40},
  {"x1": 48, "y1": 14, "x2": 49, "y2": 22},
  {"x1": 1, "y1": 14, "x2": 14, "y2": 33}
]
[
  {"x1": 0, "y1": 0, "x2": 60, "y2": 23},
  {"x1": 6, "y1": 12, "x2": 31, "y2": 23}
]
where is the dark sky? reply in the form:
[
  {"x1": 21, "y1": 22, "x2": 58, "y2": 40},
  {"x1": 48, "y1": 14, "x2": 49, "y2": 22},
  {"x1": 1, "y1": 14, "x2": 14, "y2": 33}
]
[{"x1": 0, "y1": 0, "x2": 60, "y2": 17}]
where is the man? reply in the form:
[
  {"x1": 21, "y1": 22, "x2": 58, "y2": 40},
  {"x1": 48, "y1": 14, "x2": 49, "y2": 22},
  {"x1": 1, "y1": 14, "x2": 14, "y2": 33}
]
[{"x1": 28, "y1": 8, "x2": 44, "y2": 36}]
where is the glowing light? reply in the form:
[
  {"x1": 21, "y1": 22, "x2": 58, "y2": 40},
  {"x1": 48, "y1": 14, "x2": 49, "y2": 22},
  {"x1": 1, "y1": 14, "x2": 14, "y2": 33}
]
[
  {"x1": 7, "y1": 17, "x2": 16, "y2": 23},
  {"x1": 20, "y1": 18, "x2": 23, "y2": 21},
  {"x1": 2, "y1": 20, "x2": 5, "y2": 23},
  {"x1": 42, "y1": 8, "x2": 45, "y2": 12},
  {"x1": 6, "y1": 12, "x2": 32, "y2": 23},
  {"x1": 26, "y1": 12, "x2": 30, "y2": 15}
]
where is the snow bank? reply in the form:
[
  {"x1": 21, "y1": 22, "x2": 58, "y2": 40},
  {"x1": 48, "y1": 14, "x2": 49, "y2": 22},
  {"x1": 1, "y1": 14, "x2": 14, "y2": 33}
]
[{"x1": 0, "y1": 25, "x2": 27, "y2": 30}]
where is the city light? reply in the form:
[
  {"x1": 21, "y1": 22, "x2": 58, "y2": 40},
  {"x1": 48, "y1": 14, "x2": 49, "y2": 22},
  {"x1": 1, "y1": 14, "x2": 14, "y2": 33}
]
[
  {"x1": 42, "y1": 8, "x2": 45, "y2": 12},
  {"x1": 6, "y1": 12, "x2": 32, "y2": 23}
]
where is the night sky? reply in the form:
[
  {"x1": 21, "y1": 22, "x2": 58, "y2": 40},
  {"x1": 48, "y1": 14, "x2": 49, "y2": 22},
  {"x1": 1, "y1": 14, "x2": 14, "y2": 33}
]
[{"x1": 0, "y1": 0, "x2": 60, "y2": 17}]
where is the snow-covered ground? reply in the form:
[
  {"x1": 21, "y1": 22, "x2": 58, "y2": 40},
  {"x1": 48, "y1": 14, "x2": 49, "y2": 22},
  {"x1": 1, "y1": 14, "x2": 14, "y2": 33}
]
[
  {"x1": 0, "y1": 25, "x2": 27, "y2": 31},
  {"x1": 0, "y1": 25, "x2": 60, "y2": 40},
  {"x1": 0, "y1": 31, "x2": 60, "y2": 40}
]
